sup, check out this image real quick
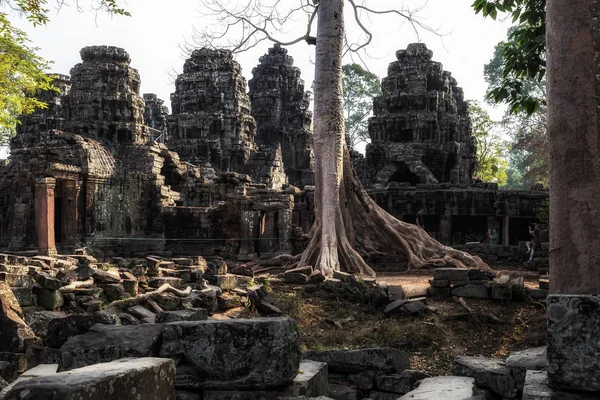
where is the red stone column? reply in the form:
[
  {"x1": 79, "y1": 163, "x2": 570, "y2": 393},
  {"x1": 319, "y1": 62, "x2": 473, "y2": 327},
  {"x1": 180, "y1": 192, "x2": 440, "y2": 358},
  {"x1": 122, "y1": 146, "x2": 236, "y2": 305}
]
[
  {"x1": 35, "y1": 177, "x2": 57, "y2": 256},
  {"x1": 62, "y1": 179, "x2": 79, "y2": 251}
]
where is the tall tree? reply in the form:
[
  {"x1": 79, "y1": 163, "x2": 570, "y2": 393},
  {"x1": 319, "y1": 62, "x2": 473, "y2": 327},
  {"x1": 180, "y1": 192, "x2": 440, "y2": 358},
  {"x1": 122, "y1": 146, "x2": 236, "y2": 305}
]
[
  {"x1": 0, "y1": 0, "x2": 129, "y2": 144},
  {"x1": 483, "y1": 32, "x2": 548, "y2": 188},
  {"x1": 546, "y1": 0, "x2": 600, "y2": 294},
  {"x1": 342, "y1": 63, "x2": 381, "y2": 150},
  {"x1": 468, "y1": 101, "x2": 508, "y2": 185},
  {"x1": 196, "y1": 0, "x2": 487, "y2": 275}
]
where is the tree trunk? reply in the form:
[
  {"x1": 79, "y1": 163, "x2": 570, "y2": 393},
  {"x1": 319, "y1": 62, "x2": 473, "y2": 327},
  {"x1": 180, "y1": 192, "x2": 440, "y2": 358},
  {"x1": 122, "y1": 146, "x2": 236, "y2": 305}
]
[
  {"x1": 301, "y1": 0, "x2": 488, "y2": 276},
  {"x1": 547, "y1": 0, "x2": 600, "y2": 294}
]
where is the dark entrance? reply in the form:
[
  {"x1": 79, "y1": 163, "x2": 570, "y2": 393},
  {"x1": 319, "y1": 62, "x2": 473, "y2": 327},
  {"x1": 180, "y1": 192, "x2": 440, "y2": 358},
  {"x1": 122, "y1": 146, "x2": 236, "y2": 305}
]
[
  {"x1": 54, "y1": 181, "x2": 64, "y2": 244},
  {"x1": 387, "y1": 162, "x2": 420, "y2": 186}
]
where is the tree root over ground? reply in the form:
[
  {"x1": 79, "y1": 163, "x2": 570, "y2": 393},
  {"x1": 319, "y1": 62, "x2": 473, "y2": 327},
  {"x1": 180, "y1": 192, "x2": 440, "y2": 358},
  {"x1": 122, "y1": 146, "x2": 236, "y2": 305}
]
[
  {"x1": 104, "y1": 284, "x2": 191, "y2": 312},
  {"x1": 297, "y1": 150, "x2": 489, "y2": 276}
]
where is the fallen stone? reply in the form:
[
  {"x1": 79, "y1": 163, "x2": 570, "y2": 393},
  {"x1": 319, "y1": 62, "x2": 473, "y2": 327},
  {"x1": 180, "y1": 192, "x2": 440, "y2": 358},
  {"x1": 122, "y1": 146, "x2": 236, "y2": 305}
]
[
  {"x1": 0, "y1": 353, "x2": 26, "y2": 383},
  {"x1": 25, "y1": 311, "x2": 66, "y2": 338},
  {"x1": 491, "y1": 283, "x2": 512, "y2": 300},
  {"x1": 368, "y1": 391, "x2": 401, "y2": 400},
  {"x1": 376, "y1": 370, "x2": 430, "y2": 394},
  {"x1": 397, "y1": 376, "x2": 481, "y2": 400},
  {"x1": 387, "y1": 285, "x2": 404, "y2": 301},
  {"x1": 0, "y1": 364, "x2": 58, "y2": 398},
  {"x1": 35, "y1": 288, "x2": 64, "y2": 310},
  {"x1": 60, "y1": 324, "x2": 164, "y2": 370},
  {"x1": 401, "y1": 300, "x2": 428, "y2": 315},
  {"x1": 286, "y1": 360, "x2": 328, "y2": 397},
  {"x1": 429, "y1": 279, "x2": 450, "y2": 288},
  {"x1": 92, "y1": 310, "x2": 121, "y2": 325},
  {"x1": 92, "y1": 269, "x2": 121, "y2": 283},
  {"x1": 526, "y1": 288, "x2": 548, "y2": 300},
  {"x1": 452, "y1": 285, "x2": 489, "y2": 299},
  {"x1": 538, "y1": 278, "x2": 549, "y2": 290},
  {"x1": 1, "y1": 358, "x2": 176, "y2": 400},
  {"x1": 160, "y1": 317, "x2": 301, "y2": 390},
  {"x1": 349, "y1": 370, "x2": 378, "y2": 391},
  {"x1": 433, "y1": 268, "x2": 470, "y2": 282},
  {"x1": 383, "y1": 299, "x2": 406, "y2": 315},
  {"x1": 281, "y1": 273, "x2": 310, "y2": 284},
  {"x1": 25, "y1": 346, "x2": 62, "y2": 369},
  {"x1": 32, "y1": 272, "x2": 63, "y2": 291},
  {"x1": 522, "y1": 370, "x2": 598, "y2": 400},
  {"x1": 45, "y1": 314, "x2": 96, "y2": 348},
  {"x1": 328, "y1": 383, "x2": 359, "y2": 400},
  {"x1": 451, "y1": 356, "x2": 516, "y2": 398},
  {"x1": 128, "y1": 305, "x2": 156, "y2": 321},
  {"x1": 468, "y1": 269, "x2": 495, "y2": 281},
  {"x1": 427, "y1": 287, "x2": 452, "y2": 298},
  {"x1": 99, "y1": 283, "x2": 129, "y2": 301},
  {"x1": 0, "y1": 282, "x2": 37, "y2": 352},
  {"x1": 10, "y1": 287, "x2": 35, "y2": 307},
  {"x1": 505, "y1": 347, "x2": 547, "y2": 391},
  {"x1": 149, "y1": 276, "x2": 182, "y2": 289},
  {"x1": 303, "y1": 348, "x2": 409, "y2": 374},
  {"x1": 217, "y1": 293, "x2": 243, "y2": 310},
  {"x1": 257, "y1": 300, "x2": 283, "y2": 316},
  {"x1": 0, "y1": 273, "x2": 34, "y2": 288},
  {"x1": 156, "y1": 309, "x2": 208, "y2": 323}
]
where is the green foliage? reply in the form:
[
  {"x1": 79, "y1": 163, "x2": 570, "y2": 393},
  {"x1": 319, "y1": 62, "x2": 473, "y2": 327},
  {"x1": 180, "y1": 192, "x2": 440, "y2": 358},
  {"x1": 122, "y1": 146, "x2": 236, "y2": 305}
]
[
  {"x1": 0, "y1": 1, "x2": 130, "y2": 144},
  {"x1": 342, "y1": 63, "x2": 382, "y2": 149},
  {"x1": 468, "y1": 101, "x2": 508, "y2": 186},
  {"x1": 0, "y1": 13, "x2": 54, "y2": 145},
  {"x1": 472, "y1": 0, "x2": 546, "y2": 114},
  {"x1": 482, "y1": 33, "x2": 548, "y2": 189}
]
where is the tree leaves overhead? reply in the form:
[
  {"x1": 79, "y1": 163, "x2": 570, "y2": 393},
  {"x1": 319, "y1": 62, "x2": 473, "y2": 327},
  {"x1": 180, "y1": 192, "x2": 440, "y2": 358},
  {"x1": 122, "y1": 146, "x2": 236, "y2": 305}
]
[
  {"x1": 472, "y1": 0, "x2": 546, "y2": 114},
  {"x1": 342, "y1": 63, "x2": 381, "y2": 150}
]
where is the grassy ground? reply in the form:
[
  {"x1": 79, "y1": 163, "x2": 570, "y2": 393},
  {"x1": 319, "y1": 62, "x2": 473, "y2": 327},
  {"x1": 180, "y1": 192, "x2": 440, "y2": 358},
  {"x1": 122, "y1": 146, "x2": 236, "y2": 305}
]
[{"x1": 249, "y1": 275, "x2": 547, "y2": 376}]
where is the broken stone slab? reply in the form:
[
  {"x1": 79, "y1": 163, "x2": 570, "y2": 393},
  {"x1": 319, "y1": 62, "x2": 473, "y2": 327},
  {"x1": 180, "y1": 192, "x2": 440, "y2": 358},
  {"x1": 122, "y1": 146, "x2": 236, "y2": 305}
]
[
  {"x1": 25, "y1": 346, "x2": 62, "y2": 369},
  {"x1": 149, "y1": 276, "x2": 182, "y2": 289},
  {"x1": 127, "y1": 305, "x2": 156, "y2": 321},
  {"x1": 285, "y1": 360, "x2": 328, "y2": 397},
  {"x1": 160, "y1": 317, "x2": 301, "y2": 390},
  {"x1": 32, "y1": 272, "x2": 63, "y2": 291},
  {"x1": 433, "y1": 268, "x2": 470, "y2": 282},
  {"x1": 451, "y1": 356, "x2": 516, "y2": 398},
  {"x1": 0, "y1": 282, "x2": 37, "y2": 353},
  {"x1": 45, "y1": 314, "x2": 97, "y2": 348},
  {"x1": 0, "y1": 363, "x2": 59, "y2": 398},
  {"x1": 547, "y1": 294, "x2": 600, "y2": 391},
  {"x1": 490, "y1": 283, "x2": 512, "y2": 300},
  {"x1": 429, "y1": 279, "x2": 450, "y2": 288},
  {"x1": 526, "y1": 288, "x2": 548, "y2": 300},
  {"x1": 387, "y1": 285, "x2": 405, "y2": 301},
  {"x1": 91, "y1": 269, "x2": 121, "y2": 283},
  {"x1": 376, "y1": 370, "x2": 430, "y2": 394},
  {"x1": 0, "y1": 273, "x2": 34, "y2": 288},
  {"x1": 451, "y1": 285, "x2": 489, "y2": 299},
  {"x1": 522, "y1": 370, "x2": 598, "y2": 400},
  {"x1": 24, "y1": 311, "x2": 66, "y2": 338},
  {"x1": 0, "y1": 353, "x2": 26, "y2": 383},
  {"x1": 368, "y1": 391, "x2": 401, "y2": 400},
  {"x1": 397, "y1": 376, "x2": 483, "y2": 400},
  {"x1": 59, "y1": 324, "x2": 164, "y2": 370},
  {"x1": 34, "y1": 287, "x2": 64, "y2": 310},
  {"x1": 10, "y1": 287, "x2": 36, "y2": 307},
  {"x1": 505, "y1": 347, "x2": 547, "y2": 391},
  {"x1": 1, "y1": 358, "x2": 176, "y2": 400},
  {"x1": 327, "y1": 383, "x2": 359, "y2": 400},
  {"x1": 303, "y1": 348, "x2": 409, "y2": 375},
  {"x1": 383, "y1": 299, "x2": 406, "y2": 315},
  {"x1": 427, "y1": 287, "x2": 452, "y2": 298},
  {"x1": 281, "y1": 273, "x2": 310, "y2": 284},
  {"x1": 156, "y1": 309, "x2": 208, "y2": 323}
]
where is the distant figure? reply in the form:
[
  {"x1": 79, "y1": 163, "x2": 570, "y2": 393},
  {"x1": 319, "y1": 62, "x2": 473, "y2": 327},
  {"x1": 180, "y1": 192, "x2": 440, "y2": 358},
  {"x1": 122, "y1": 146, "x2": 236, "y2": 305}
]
[
  {"x1": 416, "y1": 207, "x2": 425, "y2": 230},
  {"x1": 488, "y1": 228, "x2": 499, "y2": 245},
  {"x1": 526, "y1": 224, "x2": 542, "y2": 262}
]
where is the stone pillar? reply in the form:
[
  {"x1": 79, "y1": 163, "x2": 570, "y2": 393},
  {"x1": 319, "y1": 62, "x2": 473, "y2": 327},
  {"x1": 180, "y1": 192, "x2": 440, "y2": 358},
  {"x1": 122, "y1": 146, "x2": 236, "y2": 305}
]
[
  {"x1": 8, "y1": 203, "x2": 28, "y2": 251},
  {"x1": 62, "y1": 179, "x2": 79, "y2": 250},
  {"x1": 259, "y1": 212, "x2": 277, "y2": 254},
  {"x1": 439, "y1": 211, "x2": 452, "y2": 245},
  {"x1": 35, "y1": 177, "x2": 57, "y2": 256},
  {"x1": 502, "y1": 216, "x2": 510, "y2": 246},
  {"x1": 278, "y1": 207, "x2": 292, "y2": 253},
  {"x1": 238, "y1": 210, "x2": 258, "y2": 261}
]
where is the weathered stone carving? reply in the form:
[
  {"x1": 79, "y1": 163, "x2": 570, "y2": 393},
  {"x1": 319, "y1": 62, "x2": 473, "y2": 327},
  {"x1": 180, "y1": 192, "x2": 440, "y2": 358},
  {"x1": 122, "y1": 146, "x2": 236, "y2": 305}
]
[
  {"x1": 167, "y1": 48, "x2": 257, "y2": 172},
  {"x1": 246, "y1": 44, "x2": 314, "y2": 188},
  {"x1": 363, "y1": 43, "x2": 476, "y2": 188}
]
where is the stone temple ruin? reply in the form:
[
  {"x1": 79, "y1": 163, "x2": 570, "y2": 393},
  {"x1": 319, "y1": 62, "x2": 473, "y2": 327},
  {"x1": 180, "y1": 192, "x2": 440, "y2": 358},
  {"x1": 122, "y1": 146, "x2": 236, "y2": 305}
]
[{"x1": 0, "y1": 43, "x2": 547, "y2": 266}]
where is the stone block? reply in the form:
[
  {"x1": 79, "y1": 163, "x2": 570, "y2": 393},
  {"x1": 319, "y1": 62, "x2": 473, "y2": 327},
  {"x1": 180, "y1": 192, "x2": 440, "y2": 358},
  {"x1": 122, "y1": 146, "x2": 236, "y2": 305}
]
[
  {"x1": 429, "y1": 279, "x2": 450, "y2": 288},
  {"x1": 397, "y1": 376, "x2": 481, "y2": 400},
  {"x1": 506, "y1": 346, "x2": 547, "y2": 391},
  {"x1": 433, "y1": 268, "x2": 469, "y2": 282},
  {"x1": 539, "y1": 279, "x2": 549, "y2": 290},
  {"x1": 281, "y1": 273, "x2": 309, "y2": 284},
  {"x1": 303, "y1": 348, "x2": 409, "y2": 375},
  {"x1": 25, "y1": 346, "x2": 62, "y2": 369},
  {"x1": 451, "y1": 285, "x2": 489, "y2": 299},
  {"x1": 1, "y1": 358, "x2": 176, "y2": 400},
  {"x1": 328, "y1": 383, "x2": 359, "y2": 400},
  {"x1": 376, "y1": 370, "x2": 430, "y2": 394},
  {"x1": 427, "y1": 287, "x2": 452, "y2": 298},
  {"x1": 522, "y1": 370, "x2": 598, "y2": 400},
  {"x1": 160, "y1": 318, "x2": 301, "y2": 390},
  {"x1": 156, "y1": 309, "x2": 208, "y2": 323},
  {"x1": 149, "y1": 276, "x2": 182, "y2": 289},
  {"x1": 60, "y1": 324, "x2": 164, "y2": 370},
  {"x1": 387, "y1": 285, "x2": 405, "y2": 301},
  {"x1": 527, "y1": 288, "x2": 548, "y2": 300},
  {"x1": 35, "y1": 288, "x2": 64, "y2": 310},
  {"x1": 91, "y1": 270, "x2": 121, "y2": 283},
  {"x1": 0, "y1": 273, "x2": 34, "y2": 288},
  {"x1": 286, "y1": 360, "x2": 328, "y2": 397},
  {"x1": 11, "y1": 287, "x2": 35, "y2": 307},
  {"x1": 547, "y1": 295, "x2": 600, "y2": 391},
  {"x1": 467, "y1": 269, "x2": 495, "y2": 281},
  {"x1": 25, "y1": 311, "x2": 66, "y2": 338},
  {"x1": 451, "y1": 356, "x2": 516, "y2": 398},
  {"x1": 491, "y1": 283, "x2": 512, "y2": 300},
  {"x1": 368, "y1": 391, "x2": 401, "y2": 400}
]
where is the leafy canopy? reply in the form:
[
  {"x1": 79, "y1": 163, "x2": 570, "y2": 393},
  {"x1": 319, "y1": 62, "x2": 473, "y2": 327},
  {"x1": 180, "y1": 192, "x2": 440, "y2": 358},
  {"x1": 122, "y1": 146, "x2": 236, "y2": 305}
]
[
  {"x1": 469, "y1": 101, "x2": 508, "y2": 186},
  {"x1": 0, "y1": 1, "x2": 129, "y2": 145},
  {"x1": 342, "y1": 63, "x2": 381, "y2": 150},
  {"x1": 472, "y1": 0, "x2": 545, "y2": 114}
]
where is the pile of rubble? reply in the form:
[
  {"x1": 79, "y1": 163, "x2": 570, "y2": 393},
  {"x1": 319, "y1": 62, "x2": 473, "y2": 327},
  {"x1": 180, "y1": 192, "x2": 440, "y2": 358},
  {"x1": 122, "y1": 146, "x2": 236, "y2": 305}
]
[{"x1": 426, "y1": 268, "x2": 548, "y2": 302}]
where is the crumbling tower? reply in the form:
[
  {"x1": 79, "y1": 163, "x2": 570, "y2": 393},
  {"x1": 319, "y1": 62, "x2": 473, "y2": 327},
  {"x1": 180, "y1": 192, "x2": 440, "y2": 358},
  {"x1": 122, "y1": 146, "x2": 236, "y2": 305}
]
[
  {"x1": 365, "y1": 43, "x2": 476, "y2": 188},
  {"x1": 65, "y1": 46, "x2": 146, "y2": 144},
  {"x1": 247, "y1": 44, "x2": 314, "y2": 187},
  {"x1": 167, "y1": 48, "x2": 257, "y2": 172}
]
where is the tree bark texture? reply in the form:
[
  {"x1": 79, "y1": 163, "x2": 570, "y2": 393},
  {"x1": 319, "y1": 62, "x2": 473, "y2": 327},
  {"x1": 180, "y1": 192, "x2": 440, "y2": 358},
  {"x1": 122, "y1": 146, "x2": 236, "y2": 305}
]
[
  {"x1": 547, "y1": 0, "x2": 600, "y2": 294},
  {"x1": 300, "y1": 0, "x2": 488, "y2": 276}
]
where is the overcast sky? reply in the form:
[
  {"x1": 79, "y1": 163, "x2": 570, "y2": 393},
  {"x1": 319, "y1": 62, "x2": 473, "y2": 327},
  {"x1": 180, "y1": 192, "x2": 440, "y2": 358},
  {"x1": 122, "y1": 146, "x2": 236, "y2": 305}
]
[{"x1": 1, "y1": 0, "x2": 511, "y2": 158}]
